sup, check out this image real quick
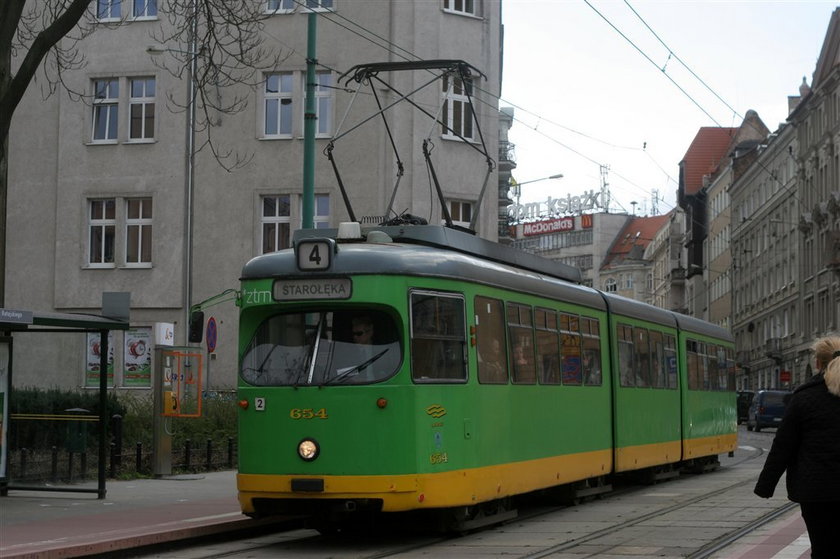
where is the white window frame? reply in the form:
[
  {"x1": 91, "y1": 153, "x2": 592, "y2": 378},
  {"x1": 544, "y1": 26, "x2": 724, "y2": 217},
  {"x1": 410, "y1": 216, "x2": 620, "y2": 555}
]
[
  {"x1": 92, "y1": 78, "x2": 119, "y2": 142},
  {"x1": 261, "y1": 194, "x2": 292, "y2": 253},
  {"x1": 304, "y1": 0, "x2": 334, "y2": 12},
  {"x1": 314, "y1": 71, "x2": 333, "y2": 137},
  {"x1": 131, "y1": 0, "x2": 157, "y2": 19},
  {"x1": 314, "y1": 193, "x2": 330, "y2": 229},
  {"x1": 446, "y1": 200, "x2": 473, "y2": 228},
  {"x1": 441, "y1": 75, "x2": 475, "y2": 141},
  {"x1": 129, "y1": 77, "x2": 155, "y2": 141},
  {"x1": 89, "y1": 199, "x2": 117, "y2": 268},
  {"x1": 264, "y1": 72, "x2": 295, "y2": 138},
  {"x1": 97, "y1": 0, "x2": 121, "y2": 20},
  {"x1": 125, "y1": 198, "x2": 153, "y2": 267},
  {"x1": 442, "y1": 0, "x2": 477, "y2": 16},
  {"x1": 296, "y1": 193, "x2": 331, "y2": 229},
  {"x1": 265, "y1": 0, "x2": 295, "y2": 13}
]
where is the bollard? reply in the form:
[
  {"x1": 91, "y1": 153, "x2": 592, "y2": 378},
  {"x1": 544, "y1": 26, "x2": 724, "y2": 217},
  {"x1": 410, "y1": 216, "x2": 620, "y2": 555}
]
[
  {"x1": 51, "y1": 446, "x2": 59, "y2": 483},
  {"x1": 227, "y1": 437, "x2": 234, "y2": 468},
  {"x1": 185, "y1": 439, "x2": 192, "y2": 472},
  {"x1": 20, "y1": 448, "x2": 28, "y2": 479},
  {"x1": 205, "y1": 439, "x2": 212, "y2": 471},
  {"x1": 110, "y1": 442, "x2": 117, "y2": 478},
  {"x1": 136, "y1": 442, "x2": 142, "y2": 475},
  {"x1": 111, "y1": 415, "x2": 123, "y2": 468}
]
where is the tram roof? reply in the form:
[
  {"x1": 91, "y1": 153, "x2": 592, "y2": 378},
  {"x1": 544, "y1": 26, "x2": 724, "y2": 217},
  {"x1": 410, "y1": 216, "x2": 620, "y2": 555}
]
[
  {"x1": 674, "y1": 312, "x2": 734, "y2": 343},
  {"x1": 293, "y1": 225, "x2": 582, "y2": 283},
  {"x1": 243, "y1": 225, "x2": 605, "y2": 310},
  {"x1": 602, "y1": 292, "x2": 677, "y2": 329}
]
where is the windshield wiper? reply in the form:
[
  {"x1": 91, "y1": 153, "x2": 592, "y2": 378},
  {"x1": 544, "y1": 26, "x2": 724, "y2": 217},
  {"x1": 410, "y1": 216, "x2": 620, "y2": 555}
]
[
  {"x1": 294, "y1": 315, "x2": 325, "y2": 386},
  {"x1": 325, "y1": 348, "x2": 389, "y2": 385}
]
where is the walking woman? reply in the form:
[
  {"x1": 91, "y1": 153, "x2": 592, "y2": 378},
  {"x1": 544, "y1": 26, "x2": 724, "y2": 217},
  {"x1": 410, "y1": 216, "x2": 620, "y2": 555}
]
[{"x1": 754, "y1": 335, "x2": 840, "y2": 559}]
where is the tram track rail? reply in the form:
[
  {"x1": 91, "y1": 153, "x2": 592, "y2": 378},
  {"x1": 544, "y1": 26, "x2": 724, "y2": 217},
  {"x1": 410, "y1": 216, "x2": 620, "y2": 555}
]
[
  {"x1": 124, "y1": 444, "x2": 786, "y2": 559},
  {"x1": 518, "y1": 473, "x2": 769, "y2": 558}
]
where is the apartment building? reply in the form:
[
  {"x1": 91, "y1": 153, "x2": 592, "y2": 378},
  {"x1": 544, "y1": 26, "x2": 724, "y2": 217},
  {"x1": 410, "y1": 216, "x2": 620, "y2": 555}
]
[{"x1": 6, "y1": 1, "x2": 503, "y2": 390}]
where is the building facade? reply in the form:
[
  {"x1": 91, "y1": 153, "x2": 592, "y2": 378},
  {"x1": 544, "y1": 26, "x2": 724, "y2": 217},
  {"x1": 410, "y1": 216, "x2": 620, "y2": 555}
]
[
  {"x1": 511, "y1": 212, "x2": 631, "y2": 288},
  {"x1": 730, "y1": 8, "x2": 840, "y2": 390},
  {"x1": 788, "y1": 8, "x2": 840, "y2": 382},
  {"x1": 730, "y1": 121, "x2": 799, "y2": 390},
  {"x1": 6, "y1": 1, "x2": 503, "y2": 390},
  {"x1": 644, "y1": 209, "x2": 686, "y2": 313}
]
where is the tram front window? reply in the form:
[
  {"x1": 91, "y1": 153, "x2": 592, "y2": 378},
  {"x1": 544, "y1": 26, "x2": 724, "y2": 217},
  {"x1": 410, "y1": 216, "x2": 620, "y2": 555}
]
[{"x1": 240, "y1": 310, "x2": 401, "y2": 386}]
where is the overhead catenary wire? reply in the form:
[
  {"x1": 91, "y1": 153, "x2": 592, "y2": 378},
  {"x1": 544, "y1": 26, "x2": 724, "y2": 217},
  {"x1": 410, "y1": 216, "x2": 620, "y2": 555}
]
[
  {"x1": 270, "y1": 1, "x2": 796, "y2": 230},
  {"x1": 264, "y1": 3, "x2": 677, "y2": 214},
  {"x1": 593, "y1": 0, "x2": 801, "y2": 202}
]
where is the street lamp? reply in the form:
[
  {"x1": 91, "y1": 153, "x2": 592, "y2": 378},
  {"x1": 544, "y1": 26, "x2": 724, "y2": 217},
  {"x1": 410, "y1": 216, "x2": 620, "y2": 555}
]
[
  {"x1": 512, "y1": 173, "x2": 564, "y2": 208},
  {"x1": 147, "y1": 41, "x2": 198, "y2": 343}
]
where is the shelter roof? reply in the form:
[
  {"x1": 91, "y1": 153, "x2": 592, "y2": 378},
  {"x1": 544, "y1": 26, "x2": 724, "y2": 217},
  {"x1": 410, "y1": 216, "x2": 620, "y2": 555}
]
[{"x1": 0, "y1": 308, "x2": 129, "y2": 332}]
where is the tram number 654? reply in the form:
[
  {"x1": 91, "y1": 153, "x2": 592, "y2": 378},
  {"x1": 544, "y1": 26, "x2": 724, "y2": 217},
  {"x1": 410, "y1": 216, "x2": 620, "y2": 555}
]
[{"x1": 289, "y1": 408, "x2": 329, "y2": 419}]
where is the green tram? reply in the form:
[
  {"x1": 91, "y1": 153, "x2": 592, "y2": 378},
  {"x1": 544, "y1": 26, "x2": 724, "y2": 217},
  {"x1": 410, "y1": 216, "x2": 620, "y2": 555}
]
[{"x1": 235, "y1": 224, "x2": 736, "y2": 528}]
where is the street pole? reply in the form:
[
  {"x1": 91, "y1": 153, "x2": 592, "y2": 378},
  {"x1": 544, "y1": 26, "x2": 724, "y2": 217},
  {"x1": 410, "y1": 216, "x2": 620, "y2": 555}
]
[
  {"x1": 302, "y1": 11, "x2": 317, "y2": 229},
  {"x1": 183, "y1": 0, "x2": 198, "y2": 340}
]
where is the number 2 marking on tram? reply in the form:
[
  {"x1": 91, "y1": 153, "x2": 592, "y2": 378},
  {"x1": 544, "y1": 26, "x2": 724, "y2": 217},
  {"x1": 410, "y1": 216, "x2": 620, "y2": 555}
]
[{"x1": 255, "y1": 397, "x2": 266, "y2": 411}]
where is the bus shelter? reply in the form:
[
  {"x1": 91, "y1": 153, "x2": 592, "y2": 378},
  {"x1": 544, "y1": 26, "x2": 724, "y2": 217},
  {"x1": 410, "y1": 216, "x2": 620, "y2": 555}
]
[{"x1": 0, "y1": 307, "x2": 129, "y2": 498}]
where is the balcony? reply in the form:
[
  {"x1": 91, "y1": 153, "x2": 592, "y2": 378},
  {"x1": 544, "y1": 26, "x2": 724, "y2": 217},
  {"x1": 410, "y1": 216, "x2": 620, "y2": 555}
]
[
  {"x1": 498, "y1": 141, "x2": 516, "y2": 173},
  {"x1": 670, "y1": 267, "x2": 686, "y2": 283},
  {"x1": 765, "y1": 338, "x2": 782, "y2": 361}
]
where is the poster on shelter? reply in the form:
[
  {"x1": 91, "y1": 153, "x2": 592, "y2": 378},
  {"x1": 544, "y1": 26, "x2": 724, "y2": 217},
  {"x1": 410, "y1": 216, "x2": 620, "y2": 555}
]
[
  {"x1": 123, "y1": 327, "x2": 152, "y2": 387},
  {"x1": 85, "y1": 331, "x2": 115, "y2": 388},
  {"x1": 0, "y1": 340, "x2": 9, "y2": 479}
]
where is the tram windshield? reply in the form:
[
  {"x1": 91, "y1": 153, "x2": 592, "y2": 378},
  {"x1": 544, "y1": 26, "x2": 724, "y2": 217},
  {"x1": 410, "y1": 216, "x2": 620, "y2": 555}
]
[{"x1": 240, "y1": 309, "x2": 401, "y2": 386}]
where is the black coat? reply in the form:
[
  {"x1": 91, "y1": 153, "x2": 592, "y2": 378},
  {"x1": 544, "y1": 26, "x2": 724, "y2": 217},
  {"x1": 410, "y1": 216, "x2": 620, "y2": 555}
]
[{"x1": 754, "y1": 373, "x2": 840, "y2": 502}]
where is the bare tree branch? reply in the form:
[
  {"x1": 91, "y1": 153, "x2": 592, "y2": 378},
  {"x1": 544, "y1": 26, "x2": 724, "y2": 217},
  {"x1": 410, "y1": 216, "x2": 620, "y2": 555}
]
[{"x1": 1, "y1": 0, "x2": 293, "y2": 304}]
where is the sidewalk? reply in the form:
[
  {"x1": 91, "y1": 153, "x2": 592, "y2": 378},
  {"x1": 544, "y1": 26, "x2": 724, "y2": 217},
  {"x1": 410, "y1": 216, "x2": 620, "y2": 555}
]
[
  {"x1": 0, "y1": 468, "x2": 813, "y2": 559},
  {"x1": 0, "y1": 471, "x2": 290, "y2": 559},
  {"x1": 714, "y1": 507, "x2": 811, "y2": 559}
]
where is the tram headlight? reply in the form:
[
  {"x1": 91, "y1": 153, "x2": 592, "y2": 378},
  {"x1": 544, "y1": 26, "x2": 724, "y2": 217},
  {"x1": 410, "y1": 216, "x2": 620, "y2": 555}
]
[{"x1": 297, "y1": 438, "x2": 320, "y2": 461}]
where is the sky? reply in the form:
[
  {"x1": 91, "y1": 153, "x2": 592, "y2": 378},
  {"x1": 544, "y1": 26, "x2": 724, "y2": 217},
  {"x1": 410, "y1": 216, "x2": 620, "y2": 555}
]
[{"x1": 500, "y1": 0, "x2": 837, "y2": 217}]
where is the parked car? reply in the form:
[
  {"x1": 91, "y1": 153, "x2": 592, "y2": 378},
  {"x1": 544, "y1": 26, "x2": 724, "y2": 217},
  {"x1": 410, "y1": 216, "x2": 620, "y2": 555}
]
[
  {"x1": 746, "y1": 389, "x2": 791, "y2": 432},
  {"x1": 737, "y1": 390, "x2": 755, "y2": 424}
]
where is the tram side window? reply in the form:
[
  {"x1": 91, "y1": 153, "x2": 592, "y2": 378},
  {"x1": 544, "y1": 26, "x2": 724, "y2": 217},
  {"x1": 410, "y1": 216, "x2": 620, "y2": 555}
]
[
  {"x1": 618, "y1": 324, "x2": 635, "y2": 387},
  {"x1": 649, "y1": 330, "x2": 666, "y2": 388},
  {"x1": 475, "y1": 296, "x2": 508, "y2": 384},
  {"x1": 710, "y1": 344, "x2": 733, "y2": 391},
  {"x1": 686, "y1": 339, "x2": 711, "y2": 390},
  {"x1": 725, "y1": 347, "x2": 736, "y2": 391},
  {"x1": 535, "y1": 308, "x2": 560, "y2": 385},
  {"x1": 686, "y1": 339, "x2": 700, "y2": 389},
  {"x1": 580, "y1": 317, "x2": 602, "y2": 386},
  {"x1": 507, "y1": 303, "x2": 536, "y2": 384},
  {"x1": 634, "y1": 328, "x2": 651, "y2": 387},
  {"x1": 664, "y1": 334, "x2": 678, "y2": 388},
  {"x1": 708, "y1": 344, "x2": 720, "y2": 389},
  {"x1": 410, "y1": 291, "x2": 467, "y2": 383},
  {"x1": 560, "y1": 313, "x2": 582, "y2": 385}
]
